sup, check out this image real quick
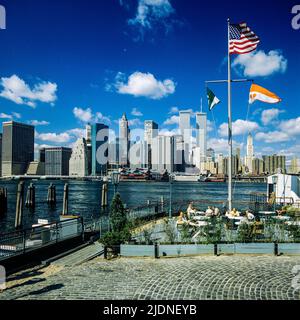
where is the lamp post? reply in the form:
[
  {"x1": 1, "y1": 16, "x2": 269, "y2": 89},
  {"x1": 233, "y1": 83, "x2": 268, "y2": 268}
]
[
  {"x1": 169, "y1": 173, "x2": 174, "y2": 219},
  {"x1": 112, "y1": 171, "x2": 120, "y2": 196},
  {"x1": 272, "y1": 175, "x2": 278, "y2": 212}
]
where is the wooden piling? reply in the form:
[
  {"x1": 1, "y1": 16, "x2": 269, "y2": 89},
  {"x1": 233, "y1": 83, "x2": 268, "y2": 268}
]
[
  {"x1": 0, "y1": 187, "x2": 8, "y2": 215},
  {"x1": 25, "y1": 183, "x2": 35, "y2": 209},
  {"x1": 15, "y1": 181, "x2": 24, "y2": 229},
  {"x1": 62, "y1": 183, "x2": 69, "y2": 216},
  {"x1": 101, "y1": 182, "x2": 108, "y2": 209},
  {"x1": 47, "y1": 183, "x2": 56, "y2": 206}
]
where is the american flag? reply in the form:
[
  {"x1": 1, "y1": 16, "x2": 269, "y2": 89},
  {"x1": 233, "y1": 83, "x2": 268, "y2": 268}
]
[{"x1": 229, "y1": 22, "x2": 260, "y2": 54}]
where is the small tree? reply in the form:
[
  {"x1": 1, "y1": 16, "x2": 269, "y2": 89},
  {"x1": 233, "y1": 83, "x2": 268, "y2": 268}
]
[
  {"x1": 100, "y1": 193, "x2": 131, "y2": 248},
  {"x1": 110, "y1": 193, "x2": 127, "y2": 233}
]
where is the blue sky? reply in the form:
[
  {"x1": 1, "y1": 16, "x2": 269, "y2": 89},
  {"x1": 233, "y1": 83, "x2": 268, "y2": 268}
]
[{"x1": 0, "y1": 0, "x2": 299, "y2": 161}]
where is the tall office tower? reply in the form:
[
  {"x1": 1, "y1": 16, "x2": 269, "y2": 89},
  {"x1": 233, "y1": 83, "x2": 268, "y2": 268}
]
[
  {"x1": 129, "y1": 141, "x2": 148, "y2": 169},
  {"x1": 69, "y1": 138, "x2": 88, "y2": 177},
  {"x1": 45, "y1": 147, "x2": 72, "y2": 176},
  {"x1": 39, "y1": 148, "x2": 46, "y2": 163},
  {"x1": 144, "y1": 120, "x2": 158, "y2": 168},
  {"x1": 85, "y1": 123, "x2": 92, "y2": 146},
  {"x1": 1, "y1": 121, "x2": 34, "y2": 176},
  {"x1": 151, "y1": 135, "x2": 175, "y2": 173},
  {"x1": 0, "y1": 133, "x2": 2, "y2": 177},
  {"x1": 252, "y1": 158, "x2": 264, "y2": 175},
  {"x1": 289, "y1": 157, "x2": 299, "y2": 174},
  {"x1": 179, "y1": 111, "x2": 191, "y2": 165},
  {"x1": 206, "y1": 148, "x2": 215, "y2": 162},
  {"x1": 196, "y1": 112, "x2": 207, "y2": 163},
  {"x1": 174, "y1": 135, "x2": 185, "y2": 172},
  {"x1": 108, "y1": 138, "x2": 120, "y2": 170},
  {"x1": 236, "y1": 147, "x2": 241, "y2": 173},
  {"x1": 217, "y1": 153, "x2": 224, "y2": 175},
  {"x1": 92, "y1": 123, "x2": 109, "y2": 176},
  {"x1": 144, "y1": 120, "x2": 158, "y2": 145},
  {"x1": 245, "y1": 133, "x2": 254, "y2": 173},
  {"x1": 262, "y1": 154, "x2": 286, "y2": 174},
  {"x1": 119, "y1": 113, "x2": 130, "y2": 167}
]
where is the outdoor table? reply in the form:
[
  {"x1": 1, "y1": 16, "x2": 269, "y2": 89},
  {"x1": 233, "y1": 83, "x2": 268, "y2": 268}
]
[
  {"x1": 193, "y1": 216, "x2": 209, "y2": 221},
  {"x1": 272, "y1": 216, "x2": 290, "y2": 221},
  {"x1": 286, "y1": 221, "x2": 300, "y2": 226},
  {"x1": 227, "y1": 216, "x2": 244, "y2": 220},
  {"x1": 259, "y1": 211, "x2": 276, "y2": 216}
]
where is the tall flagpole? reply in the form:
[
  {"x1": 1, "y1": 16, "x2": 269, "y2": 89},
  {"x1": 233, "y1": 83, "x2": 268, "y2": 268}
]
[{"x1": 227, "y1": 18, "x2": 233, "y2": 212}]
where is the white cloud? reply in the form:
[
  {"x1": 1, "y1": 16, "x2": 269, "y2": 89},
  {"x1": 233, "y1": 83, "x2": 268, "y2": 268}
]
[
  {"x1": 232, "y1": 50, "x2": 287, "y2": 77},
  {"x1": 67, "y1": 128, "x2": 85, "y2": 138},
  {"x1": 255, "y1": 131, "x2": 290, "y2": 143},
  {"x1": 29, "y1": 120, "x2": 50, "y2": 126},
  {"x1": 0, "y1": 113, "x2": 13, "y2": 120},
  {"x1": 163, "y1": 115, "x2": 179, "y2": 125},
  {"x1": 218, "y1": 119, "x2": 259, "y2": 137},
  {"x1": 128, "y1": 0, "x2": 174, "y2": 29},
  {"x1": 261, "y1": 108, "x2": 284, "y2": 125},
  {"x1": 0, "y1": 75, "x2": 57, "y2": 107},
  {"x1": 131, "y1": 107, "x2": 143, "y2": 117},
  {"x1": 128, "y1": 118, "x2": 143, "y2": 127},
  {"x1": 73, "y1": 107, "x2": 93, "y2": 123},
  {"x1": 279, "y1": 117, "x2": 300, "y2": 136},
  {"x1": 0, "y1": 112, "x2": 21, "y2": 120},
  {"x1": 36, "y1": 132, "x2": 71, "y2": 144},
  {"x1": 95, "y1": 112, "x2": 111, "y2": 125},
  {"x1": 169, "y1": 106, "x2": 179, "y2": 114},
  {"x1": 208, "y1": 138, "x2": 243, "y2": 154},
  {"x1": 73, "y1": 107, "x2": 111, "y2": 125},
  {"x1": 115, "y1": 71, "x2": 176, "y2": 99}
]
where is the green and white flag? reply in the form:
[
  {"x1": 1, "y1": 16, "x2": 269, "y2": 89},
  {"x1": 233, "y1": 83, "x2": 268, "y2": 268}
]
[{"x1": 207, "y1": 87, "x2": 220, "y2": 111}]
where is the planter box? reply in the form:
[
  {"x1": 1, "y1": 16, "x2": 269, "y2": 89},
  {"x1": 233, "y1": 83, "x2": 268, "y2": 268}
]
[
  {"x1": 159, "y1": 244, "x2": 214, "y2": 257},
  {"x1": 235, "y1": 243, "x2": 274, "y2": 254},
  {"x1": 278, "y1": 243, "x2": 300, "y2": 255},
  {"x1": 120, "y1": 245, "x2": 155, "y2": 257}
]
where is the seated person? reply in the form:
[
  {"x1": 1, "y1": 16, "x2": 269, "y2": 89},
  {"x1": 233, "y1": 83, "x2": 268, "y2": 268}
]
[
  {"x1": 230, "y1": 208, "x2": 240, "y2": 217},
  {"x1": 205, "y1": 206, "x2": 214, "y2": 217},
  {"x1": 213, "y1": 207, "x2": 220, "y2": 217},
  {"x1": 187, "y1": 203, "x2": 196, "y2": 219}
]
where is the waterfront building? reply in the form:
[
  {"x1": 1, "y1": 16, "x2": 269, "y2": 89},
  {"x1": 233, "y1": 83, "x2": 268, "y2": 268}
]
[
  {"x1": 196, "y1": 112, "x2": 207, "y2": 164},
  {"x1": 85, "y1": 123, "x2": 92, "y2": 146},
  {"x1": 245, "y1": 133, "x2": 254, "y2": 174},
  {"x1": 1, "y1": 121, "x2": 34, "y2": 176},
  {"x1": 69, "y1": 138, "x2": 88, "y2": 177},
  {"x1": 108, "y1": 138, "x2": 120, "y2": 170},
  {"x1": 0, "y1": 133, "x2": 2, "y2": 177},
  {"x1": 206, "y1": 148, "x2": 215, "y2": 162},
  {"x1": 144, "y1": 120, "x2": 158, "y2": 169},
  {"x1": 263, "y1": 154, "x2": 286, "y2": 174},
  {"x1": 174, "y1": 135, "x2": 185, "y2": 172},
  {"x1": 151, "y1": 135, "x2": 175, "y2": 173},
  {"x1": 119, "y1": 113, "x2": 130, "y2": 167},
  {"x1": 236, "y1": 147, "x2": 241, "y2": 173},
  {"x1": 39, "y1": 148, "x2": 45, "y2": 163},
  {"x1": 289, "y1": 157, "x2": 299, "y2": 174},
  {"x1": 179, "y1": 111, "x2": 191, "y2": 164},
  {"x1": 223, "y1": 155, "x2": 239, "y2": 176},
  {"x1": 217, "y1": 153, "x2": 224, "y2": 175},
  {"x1": 129, "y1": 141, "x2": 148, "y2": 169},
  {"x1": 26, "y1": 161, "x2": 45, "y2": 175},
  {"x1": 252, "y1": 158, "x2": 264, "y2": 175},
  {"x1": 45, "y1": 147, "x2": 72, "y2": 176},
  {"x1": 202, "y1": 160, "x2": 218, "y2": 175},
  {"x1": 91, "y1": 123, "x2": 109, "y2": 176}
]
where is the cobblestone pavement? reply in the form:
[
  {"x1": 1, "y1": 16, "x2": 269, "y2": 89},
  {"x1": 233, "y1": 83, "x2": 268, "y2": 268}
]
[{"x1": 1, "y1": 255, "x2": 300, "y2": 300}]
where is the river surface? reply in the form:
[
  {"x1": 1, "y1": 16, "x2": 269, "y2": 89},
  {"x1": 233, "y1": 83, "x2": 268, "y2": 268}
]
[{"x1": 0, "y1": 179, "x2": 266, "y2": 233}]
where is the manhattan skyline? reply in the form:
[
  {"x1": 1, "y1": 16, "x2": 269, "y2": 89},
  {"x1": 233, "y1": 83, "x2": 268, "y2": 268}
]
[{"x1": 0, "y1": 0, "x2": 299, "y2": 163}]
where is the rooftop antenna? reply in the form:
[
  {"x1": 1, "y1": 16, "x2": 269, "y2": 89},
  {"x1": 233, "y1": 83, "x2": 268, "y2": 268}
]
[{"x1": 200, "y1": 97, "x2": 203, "y2": 113}]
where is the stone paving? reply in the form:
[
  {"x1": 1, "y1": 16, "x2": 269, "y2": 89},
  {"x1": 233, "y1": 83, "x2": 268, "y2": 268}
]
[{"x1": 1, "y1": 255, "x2": 300, "y2": 300}]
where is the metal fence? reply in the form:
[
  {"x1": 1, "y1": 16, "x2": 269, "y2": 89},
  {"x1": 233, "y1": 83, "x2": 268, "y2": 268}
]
[{"x1": 0, "y1": 217, "x2": 84, "y2": 260}]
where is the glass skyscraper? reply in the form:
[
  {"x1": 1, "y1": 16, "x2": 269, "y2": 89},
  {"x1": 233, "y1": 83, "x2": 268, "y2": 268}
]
[
  {"x1": 1, "y1": 121, "x2": 34, "y2": 176},
  {"x1": 91, "y1": 123, "x2": 109, "y2": 176}
]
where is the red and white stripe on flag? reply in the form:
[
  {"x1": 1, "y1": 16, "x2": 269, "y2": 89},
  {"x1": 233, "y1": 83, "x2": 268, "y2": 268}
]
[{"x1": 229, "y1": 22, "x2": 260, "y2": 54}]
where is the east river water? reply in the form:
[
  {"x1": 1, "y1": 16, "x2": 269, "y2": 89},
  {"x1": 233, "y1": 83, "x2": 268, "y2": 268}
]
[{"x1": 0, "y1": 179, "x2": 266, "y2": 233}]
